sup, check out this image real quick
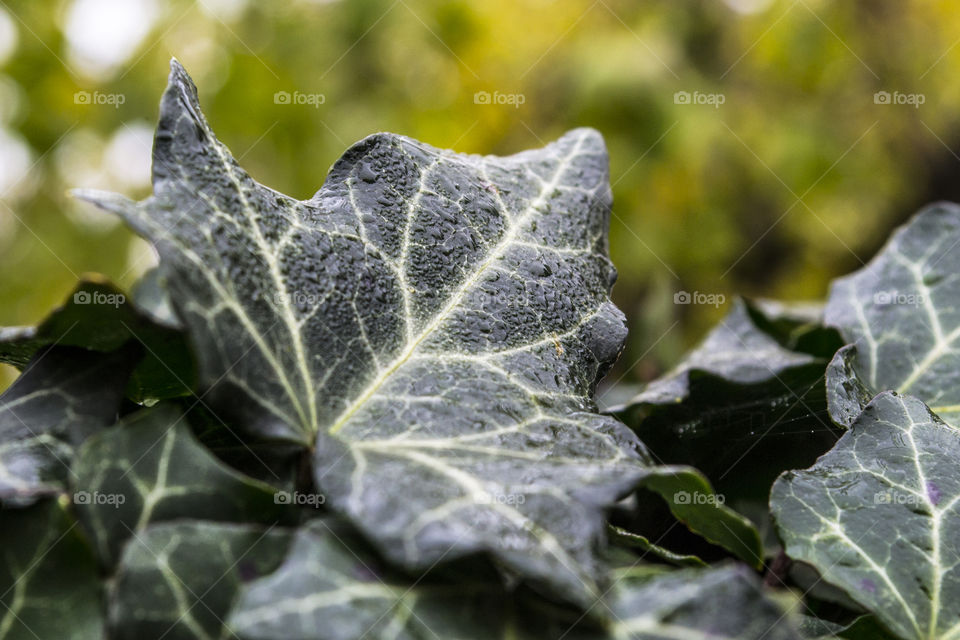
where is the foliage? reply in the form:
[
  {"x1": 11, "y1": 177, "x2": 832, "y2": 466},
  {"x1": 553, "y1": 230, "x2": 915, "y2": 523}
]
[
  {"x1": 2, "y1": 60, "x2": 960, "y2": 640},
  {"x1": 6, "y1": 0, "x2": 960, "y2": 394}
]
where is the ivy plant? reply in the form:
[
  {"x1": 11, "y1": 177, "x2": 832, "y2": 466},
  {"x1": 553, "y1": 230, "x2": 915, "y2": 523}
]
[{"x1": 1, "y1": 59, "x2": 958, "y2": 639}]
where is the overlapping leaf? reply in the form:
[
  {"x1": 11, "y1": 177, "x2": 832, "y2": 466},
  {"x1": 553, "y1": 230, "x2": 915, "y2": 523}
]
[
  {"x1": 637, "y1": 466, "x2": 763, "y2": 567},
  {"x1": 77, "y1": 60, "x2": 653, "y2": 600},
  {"x1": 771, "y1": 392, "x2": 960, "y2": 640},
  {"x1": 0, "y1": 279, "x2": 194, "y2": 403},
  {"x1": 228, "y1": 519, "x2": 799, "y2": 639},
  {"x1": 824, "y1": 202, "x2": 960, "y2": 427},
  {"x1": 614, "y1": 300, "x2": 840, "y2": 503},
  {"x1": 798, "y1": 614, "x2": 899, "y2": 640},
  {"x1": 616, "y1": 299, "x2": 822, "y2": 409},
  {"x1": 613, "y1": 300, "x2": 839, "y2": 561},
  {"x1": 111, "y1": 521, "x2": 291, "y2": 640},
  {"x1": 0, "y1": 345, "x2": 133, "y2": 506},
  {"x1": 606, "y1": 564, "x2": 801, "y2": 640},
  {"x1": 73, "y1": 405, "x2": 287, "y2": 566},
  {"x1": 0, "y1": 500, "x2": 104, "y2": 639}
]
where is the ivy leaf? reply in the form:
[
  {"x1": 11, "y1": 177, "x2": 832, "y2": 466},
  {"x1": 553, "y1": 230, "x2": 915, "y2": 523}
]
[
  {"x1": 110, "y1": 521, "x2": 291, "y2": 640},
  {"x1": 614, "y1": 300, "x2": 839, "y2": 497},
  {"x1": 0, "y1": 500, "x2": 104, "y2": 639},
  {"x1": 73, "y1": 405, "x2": 288, "y2": 566},
  {"x1": 229, "y1": 521, "x2": 798, "y2": 640},
  {"x1": 0, "y1": 279, "x2": 194, "y2": 403},
  {"x1": 747, "y1": 298, "x2": 842, "y2": 359},
  {"x1": 613, "y1": 300, "x2": 839, "y2": 555},
  {"x1": 606, "y1": 564, "x2": 801, "y2": 640},
  {"x1": 639, "y1": 467, "x2": 764, "y2": 568},
  {"x1": 228, "y1": 518, "x2": 541, "y2": 640},
  {"x1": 76, "y1": 60, "x2": 652, "y2": 600},
  {"x1": 0, "y1": 345, "x2": 134, "y2": 506},
  {"x1": 824, "y1": 202, "x2": 960, "y2": 427},
  {"x1": 771, "y1": 392, "x2": 960, "y2": 640},
  {"x1": 798, "y1": 614, "x2": 900, "y2": 640},
  {"x1": 616, "y1": 299, "x2": 821, "y2": 409}
]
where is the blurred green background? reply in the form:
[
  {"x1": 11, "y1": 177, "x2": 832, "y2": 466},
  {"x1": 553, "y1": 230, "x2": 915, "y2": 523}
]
[{"x1": 2, "y1": 0, "x2": 960, "y2": 393}]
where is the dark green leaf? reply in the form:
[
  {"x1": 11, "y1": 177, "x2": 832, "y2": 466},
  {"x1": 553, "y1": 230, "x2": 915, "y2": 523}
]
[
  {"x1": 614, "y1": 300, "x2": 839, "y2": 505},
  {"x1": 606, "y1": 564, "x2": 801, "y2": 639},
  {"x1": 110, "y1": 521, "x2": 291, "y2": 640},
  {"x1": 0, "y1": 500, "x2": 103, "y2": 639},
  {"x1": 228, "y1": 519, "x2": 798, "y2": 639},
  {"x1": 747, "y1": 298, "x2": 842, "y2": 359},
  {"x1": 824, "y1": 202, "x2": 960, "y2": 427},
  {"x1": 639, "y1": 466, "x2": 764, "y2": 568},
  {"x1": 73, "y1": 405, "x2": 287, "y2": 566},
  {"x1": 77, "y1": 60, "x2": 652, "y2": 601},
  {"x1": 0, "y1": 345, "x2": 134, "y2": 506},
  {"x1": 798, "y1": 614, "x2": 899, "y2": 640},
  {"x1": 0, "y1": 279, "x2": 194, "y2": 403},
  {"x1": 772, "y1": 392, "x2": 960, "y2": 640}
]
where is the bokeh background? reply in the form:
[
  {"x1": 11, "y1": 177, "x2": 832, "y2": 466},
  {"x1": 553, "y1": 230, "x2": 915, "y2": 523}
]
[{"x1": 2, "y1": 0, "x2": 960, "y2": 394}]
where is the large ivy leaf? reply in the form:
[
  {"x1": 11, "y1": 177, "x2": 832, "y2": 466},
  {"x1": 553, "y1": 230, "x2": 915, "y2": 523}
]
[
  {"x1": 0, "y1": 345, "x2": 134, "y2": 506},
  {"x1": 771, "y1": 392, "x2": 960, "y2": 640},
  {"x1": 0, "y1": 500, "x2": 104, "y2": 639},
  {"x1": 228, "y1": 519, "x2": 798, "y2": 639},
  {"x1": 111, "y1": 521, "x2": 291, "y2": 640},
  {"x1": 0, "y1": 278, "x2": 194, "y2": 403},
  {"x1": 824, "y1": 202, "x2": 960, "y2": 427},
  {"x1": 77, "y1": 60, "x2": 652, "y2": 600},
  {"x1": 73, "y1": 405, "x2": 288, "y2": 566}
]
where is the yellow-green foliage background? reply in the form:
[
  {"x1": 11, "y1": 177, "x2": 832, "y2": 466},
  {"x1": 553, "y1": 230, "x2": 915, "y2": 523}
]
[{"x1": 2, "y1": 0, "x2": 960, "y2": 392}]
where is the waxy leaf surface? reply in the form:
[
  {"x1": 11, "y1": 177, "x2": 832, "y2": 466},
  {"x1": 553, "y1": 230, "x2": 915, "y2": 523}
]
[
  {"x1": 772, "y1": 392, "x2": 960, "y2": 640},
  {"x1": 229, "y1": 520, "x2": 799, "y2": 640},
  {"x1": 78, "y1": 60, "x2": 652, "y2": 600},
  {"x1": 0, "y1": 500, "x2": 104, "y2": 639},
  {"x1": 0, "y1": 346, "x2": 132, "y2": 506},
  {"x1": 110, "y1": 521, "x2": 291, "y2": 640},
  {"x1": 73, "y1": 405, "x2": 286, "y2": 566},
  {"x1": 824, "y1": 203, "x2": 960, "y2": 427}
]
